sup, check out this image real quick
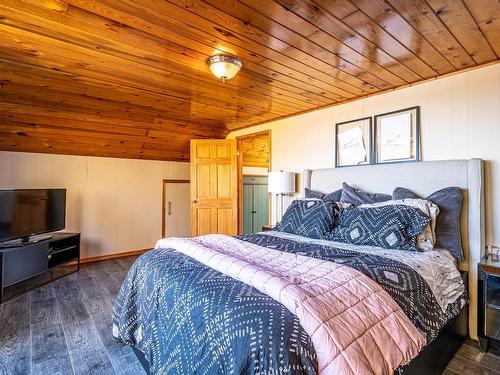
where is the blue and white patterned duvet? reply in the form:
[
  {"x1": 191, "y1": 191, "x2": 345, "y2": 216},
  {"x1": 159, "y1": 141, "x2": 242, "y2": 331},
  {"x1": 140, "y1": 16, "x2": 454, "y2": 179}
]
[
  {"x1": 112, "y1": 246, "x2": 317, "y2": 374},
  {"x1": 112, "y1": 233, "x2": 467, "y2": 374}
]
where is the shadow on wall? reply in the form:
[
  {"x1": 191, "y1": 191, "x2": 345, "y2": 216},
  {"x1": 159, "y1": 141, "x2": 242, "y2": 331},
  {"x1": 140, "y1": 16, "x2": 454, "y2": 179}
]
[
  {"x1": 67, "y1": 190, "x2": 91, "y2": 258},
  {"x1": 83, "y1": 238, "x2": 104, "y2": 260}
]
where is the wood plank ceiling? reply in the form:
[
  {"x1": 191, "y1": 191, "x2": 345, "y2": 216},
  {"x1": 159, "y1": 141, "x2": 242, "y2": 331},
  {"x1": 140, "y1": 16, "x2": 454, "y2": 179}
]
[{"x1": 0, "y1": 0, "x2": 499, "y2": 161}]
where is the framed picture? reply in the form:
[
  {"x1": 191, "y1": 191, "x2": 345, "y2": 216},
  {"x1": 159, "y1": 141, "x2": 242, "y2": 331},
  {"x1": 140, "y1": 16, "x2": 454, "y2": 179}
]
[
  {"x1": 374, "y1": 106, "x2": 420, "y2": 164},
  {"x1": 335, "y1": 117, "x2": 372, "y2": 167}
]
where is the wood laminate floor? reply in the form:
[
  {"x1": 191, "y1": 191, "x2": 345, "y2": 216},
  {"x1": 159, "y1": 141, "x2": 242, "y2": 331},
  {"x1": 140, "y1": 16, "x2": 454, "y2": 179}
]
[{"x1": 0, "y1": 256, "x2": 499, "y2": 375}]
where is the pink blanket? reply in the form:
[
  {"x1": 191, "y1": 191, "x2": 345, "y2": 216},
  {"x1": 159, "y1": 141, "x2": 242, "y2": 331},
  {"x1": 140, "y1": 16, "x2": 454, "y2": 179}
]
[{"x1": 155, "y1": 235, "x2": 426, "y2": 374}]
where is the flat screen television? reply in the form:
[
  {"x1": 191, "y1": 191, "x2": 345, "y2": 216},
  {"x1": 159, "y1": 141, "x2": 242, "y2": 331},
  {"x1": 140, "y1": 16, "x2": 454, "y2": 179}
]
[{"x1": 0, "y1": 189, "x2": 66, "y2": 243}]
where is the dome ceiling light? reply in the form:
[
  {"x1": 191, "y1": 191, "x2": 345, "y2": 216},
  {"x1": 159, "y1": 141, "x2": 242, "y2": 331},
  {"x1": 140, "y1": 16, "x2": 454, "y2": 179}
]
[{"x1": 207, "y1": 55, "x2": 242, "y2": 83}]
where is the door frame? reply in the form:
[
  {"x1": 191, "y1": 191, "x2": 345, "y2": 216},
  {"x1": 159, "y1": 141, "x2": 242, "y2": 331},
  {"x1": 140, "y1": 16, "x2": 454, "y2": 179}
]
[
  {"x1": 236, "y1": 130, "x2": 272, "y2": 234},
  {"x1": 161, "y1": 179, "x2": 190, "y2": 238}
]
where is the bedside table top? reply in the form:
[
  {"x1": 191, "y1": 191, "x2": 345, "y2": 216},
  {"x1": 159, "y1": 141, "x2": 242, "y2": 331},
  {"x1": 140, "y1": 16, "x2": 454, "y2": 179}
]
[{"x1": 480, "y1": 254, "x2": 500, "y2": 274}]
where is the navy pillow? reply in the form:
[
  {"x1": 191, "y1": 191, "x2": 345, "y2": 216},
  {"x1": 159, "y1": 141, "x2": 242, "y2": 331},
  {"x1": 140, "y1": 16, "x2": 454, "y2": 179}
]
[
  {"x1": 276, "y1": 199, "x2": 338, "y2": 239},
  {"x1": 393, "y1": 187, "x2": 464, "y2": 260},
  {"x1": 305, "y1": 188, "x2": 342, "y2": 202},
  {"x1": 329, "y1": 205, "x2": 430, "y2": 251},
  {"x1": 324, "y1": 190, "x2": 343, "y2": 202},
  {"x1": 304, "y1": 188, "x2": 325, "y2": 199},
  {"x1": 340, "y1": 182, "x2": 391, "y2": 206}
]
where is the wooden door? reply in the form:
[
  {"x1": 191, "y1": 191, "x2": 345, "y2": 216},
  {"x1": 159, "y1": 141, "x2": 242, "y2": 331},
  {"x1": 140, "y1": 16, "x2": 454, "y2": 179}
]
[
  {"x1": 162, "y1": 180, "x2": 191, "y2": 238},
  {"x1": 190, "y1": 139, "x2": 238, "y2": 236}
]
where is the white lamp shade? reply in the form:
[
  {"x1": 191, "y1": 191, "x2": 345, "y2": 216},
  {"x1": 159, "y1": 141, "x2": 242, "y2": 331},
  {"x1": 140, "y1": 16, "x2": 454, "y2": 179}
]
[{"x1": 268, "y1": 171, "x2": 295, "y2": 193}]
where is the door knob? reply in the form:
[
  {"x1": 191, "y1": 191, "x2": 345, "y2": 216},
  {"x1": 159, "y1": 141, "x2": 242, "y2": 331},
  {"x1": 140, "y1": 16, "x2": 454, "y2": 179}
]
[{"x1": 192, "y1": 200, "x2": 198, "y2": 203}]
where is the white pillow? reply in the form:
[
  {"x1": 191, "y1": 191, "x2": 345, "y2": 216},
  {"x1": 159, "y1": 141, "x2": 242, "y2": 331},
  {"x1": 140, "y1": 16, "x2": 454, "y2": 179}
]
[
  {"x1": 359, "y1": 198, "x2": 440, "y2": 251},
  {"x1": 337, "y1": 202, "x2": 352, "y2": 209}
]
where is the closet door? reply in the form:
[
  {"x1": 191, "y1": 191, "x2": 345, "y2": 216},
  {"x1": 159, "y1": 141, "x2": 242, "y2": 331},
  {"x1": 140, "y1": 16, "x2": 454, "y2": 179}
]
[
  {"x1": 242, "y1": 183, "x2": 254, "y2": 234},
  {"x1": 242, "y1": 176, "x2": 269, "y2": 233},
  {"x1": 252, "y1": 183, "x2": 269, "y2": 232}
]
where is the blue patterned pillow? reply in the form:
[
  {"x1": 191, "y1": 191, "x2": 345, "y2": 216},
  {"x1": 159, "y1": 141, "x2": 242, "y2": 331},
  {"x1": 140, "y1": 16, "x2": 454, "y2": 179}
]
[
  {"x1": 276, "y1": 199, "x2": 338, "y2": 239},
  {"x1": 329, "y1": 205, "x2": 430, "y2": 251}
]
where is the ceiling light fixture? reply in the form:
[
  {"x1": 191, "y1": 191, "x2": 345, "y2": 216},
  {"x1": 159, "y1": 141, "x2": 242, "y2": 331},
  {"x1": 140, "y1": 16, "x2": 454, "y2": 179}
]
[{"x1": 207, "y1": 55, "x2": 242, "y2": 83}]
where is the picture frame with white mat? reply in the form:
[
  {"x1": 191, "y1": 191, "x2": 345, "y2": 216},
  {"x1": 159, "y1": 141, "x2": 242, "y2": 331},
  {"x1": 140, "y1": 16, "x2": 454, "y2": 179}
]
[
  {"x1": 374, "y1": 106, "x2": 420, "y2": 164},
  {"x1": 334, "y1": 116, "x2": 372, "y2": 168}
]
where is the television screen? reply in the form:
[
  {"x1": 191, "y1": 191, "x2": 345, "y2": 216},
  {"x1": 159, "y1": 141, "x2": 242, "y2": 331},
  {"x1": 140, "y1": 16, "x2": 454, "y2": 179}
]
[{"x1": 0, "y1": 189, "x2": 66, "y2": 242}]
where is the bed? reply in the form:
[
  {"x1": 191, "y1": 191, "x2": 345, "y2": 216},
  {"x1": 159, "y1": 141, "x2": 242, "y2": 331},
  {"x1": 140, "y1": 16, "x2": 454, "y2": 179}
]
[{"x1": 112, "y1": 159, "x2": 484, "y2": 375}]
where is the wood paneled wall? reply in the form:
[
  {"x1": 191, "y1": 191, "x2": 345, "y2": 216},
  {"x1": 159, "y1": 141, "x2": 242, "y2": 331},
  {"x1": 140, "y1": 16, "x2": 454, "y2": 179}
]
[{"x1": 240, "y1": 132, "x2": 270, "y2": 168}]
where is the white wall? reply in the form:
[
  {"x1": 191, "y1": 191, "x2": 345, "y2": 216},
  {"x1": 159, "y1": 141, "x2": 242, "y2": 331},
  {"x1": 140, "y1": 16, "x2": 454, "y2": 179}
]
[
  {"x1": 229, "y1": 63, "x2": 500, "y2": 246},
  {"x1": 0, "y1": 151, "x2": 189, "y2": 259}
]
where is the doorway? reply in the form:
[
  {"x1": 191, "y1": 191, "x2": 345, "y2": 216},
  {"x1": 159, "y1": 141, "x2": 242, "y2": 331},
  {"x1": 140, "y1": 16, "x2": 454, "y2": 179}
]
[
  {"x1": 237, "y1": 130, "x2": 271, "y2": 234},
  {"x1": 162, "y1": 179, "x2": 190, "y2": 238}
]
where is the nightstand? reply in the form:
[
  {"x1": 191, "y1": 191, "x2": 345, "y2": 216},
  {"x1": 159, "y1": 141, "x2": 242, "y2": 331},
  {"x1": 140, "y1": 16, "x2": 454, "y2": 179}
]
[
  {"x1": 261, "y1": 225, "x2": 274, "y2": 232},
  {"x1": 478, "y1": 254, "x2": 500, "y2": 352}
]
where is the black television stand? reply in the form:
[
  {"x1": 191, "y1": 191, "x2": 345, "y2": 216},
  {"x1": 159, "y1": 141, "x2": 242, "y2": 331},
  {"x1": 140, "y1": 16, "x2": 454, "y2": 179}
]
[{"x1": 0, "y1": 232, "x2": 80, "y2": 303}]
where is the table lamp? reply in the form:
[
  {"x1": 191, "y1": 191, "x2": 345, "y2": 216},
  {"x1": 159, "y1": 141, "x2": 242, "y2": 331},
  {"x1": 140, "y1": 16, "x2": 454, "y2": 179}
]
[{"x1": 268, "y1": 171, "x2": 295, "y2": 224}]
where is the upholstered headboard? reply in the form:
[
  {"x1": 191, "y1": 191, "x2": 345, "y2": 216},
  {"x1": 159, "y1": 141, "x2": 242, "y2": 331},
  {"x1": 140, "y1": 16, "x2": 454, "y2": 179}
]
[{"x1": 303, "y1": 159, "x2": 485, "y2": 338}]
